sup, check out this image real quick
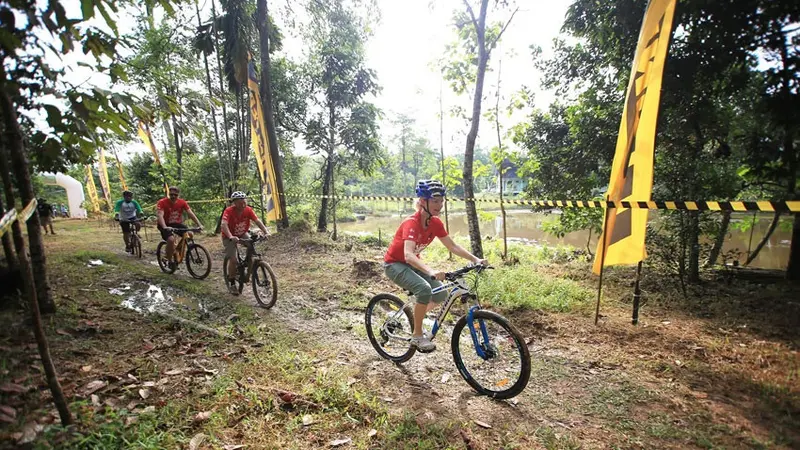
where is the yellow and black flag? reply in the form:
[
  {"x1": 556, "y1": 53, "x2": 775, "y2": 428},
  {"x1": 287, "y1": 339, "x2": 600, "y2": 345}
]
[
  {"x1": 137, "y1": 121, "x2": 170, "y2": 197},
  {"x1": 84, "y1": 165, "x2": 101, "y2": 213},
  {"x1": 593, "y1": 0, "x2": 677, "y2": 275},
  {"x1": 247, "y1": 56, "x2": 283, "y2": 222},
  {"x1": 112, "y1": 148, "x2": 129, "y2": 191},
  {"x1": 97, "y1": 148, "x2": 113, "y2": 209}
]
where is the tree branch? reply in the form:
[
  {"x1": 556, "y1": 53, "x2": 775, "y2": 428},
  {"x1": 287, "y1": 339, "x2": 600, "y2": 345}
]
[
  {"x1": 463, "y1": 0, "x2": 479, "y2": 31},
  {"x1": 489, "y1": 7, "x2": 519, "y2": 49}
]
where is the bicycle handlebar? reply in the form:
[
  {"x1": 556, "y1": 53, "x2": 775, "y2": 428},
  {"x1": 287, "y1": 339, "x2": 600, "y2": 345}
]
[
  {"x1": 117, "y1": 217, "x2": 148, "y2": 223},
  {"x1": 234, "y1": 233, "x2": 269, "y2": 244},
  {"x1": 431, "y1": 263, "x2": 492, "y2": 281}
]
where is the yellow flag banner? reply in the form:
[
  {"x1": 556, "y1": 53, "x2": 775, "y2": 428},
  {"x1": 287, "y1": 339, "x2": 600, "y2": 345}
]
[
  {"x1": 97, "y1": 148, "x2": 113, "y2": 209},
  {"x1": 593, "y1": 0, "x2": 677, "y2": 275},
  {"x1": 112, "y1": 148, "x2": 129, "y2": 191},
  {"x1": 84, "y1": 165, "x2": 101, "y2": 213},
  {"x1": 247, "y1": 57, "x2": 283, "y2": 222},
  {"x1": 137, "y1": 121, "x2": 169, "y2": 197}
]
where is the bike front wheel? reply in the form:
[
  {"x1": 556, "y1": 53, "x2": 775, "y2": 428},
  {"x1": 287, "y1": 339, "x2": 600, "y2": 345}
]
[
  {"x1": 156, "y1": 241, "x2": 177, "y2": 274},
  {"x1": 251, "y1": 260, "x2": 278, "y2": 308},
  {"x1": 186, "y1": 244, "x2": 212, "y2": 279},
  {"x1": 365, "y1": 293, "x2": 416, "y2": 363},
  {"x1": 451, "y1": 310, "x2": 531, "y2": 399}
]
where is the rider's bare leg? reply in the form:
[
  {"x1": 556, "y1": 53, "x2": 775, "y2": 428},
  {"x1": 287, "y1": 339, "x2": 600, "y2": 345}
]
[
  {"x1": 227, "y1": 257, "x2": 237, "y2": 282},
  {"x1": 166, "y1": 234, "x2": 176, "y2": 261},
  {"x1": 412, "y1": 302, "x2": 439, "y2": 337}
]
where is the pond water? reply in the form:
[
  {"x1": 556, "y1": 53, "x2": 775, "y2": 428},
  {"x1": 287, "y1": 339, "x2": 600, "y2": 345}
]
[{"x1": 339, "y1": 210, "x2": 791, "y2": 270}]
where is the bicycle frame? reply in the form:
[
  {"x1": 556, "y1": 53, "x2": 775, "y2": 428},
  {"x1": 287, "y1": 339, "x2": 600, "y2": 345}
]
[
  {"x1": 383, "y1": 275, "x2": 492, "y2": 360},
  {"x1": 170, "y1": 231, "x2": 194, "y2": 263},
  {"x1": 234, "y1": 237, "x2": 264, "y2": 279}
]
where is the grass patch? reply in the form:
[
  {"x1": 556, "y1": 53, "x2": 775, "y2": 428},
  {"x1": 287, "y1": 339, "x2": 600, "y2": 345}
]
[
  {"x1": 479, "y1": 265, "x2": 593, "y2": 313},
  {"x1": 40, "y1": 402, "x2": 185, "y2": 450}
]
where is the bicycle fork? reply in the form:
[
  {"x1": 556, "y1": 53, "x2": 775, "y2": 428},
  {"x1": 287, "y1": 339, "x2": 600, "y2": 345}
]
[{"x1": 466, "y1": 305, "x2": 494, "y2": 361}]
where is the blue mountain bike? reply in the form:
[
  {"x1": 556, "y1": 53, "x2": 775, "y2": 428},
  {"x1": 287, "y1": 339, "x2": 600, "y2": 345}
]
[{"x1": 365, "y1": 264, "x2": 531, "y2": 399}]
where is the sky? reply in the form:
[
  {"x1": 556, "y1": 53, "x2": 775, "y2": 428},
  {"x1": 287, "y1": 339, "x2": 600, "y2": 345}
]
[
  {"x1": 278, "y1": 0, "x2": 572, "y2": 157},
  {"x1": 41, "y1": 0, "x2": 574, "y2": 161}
]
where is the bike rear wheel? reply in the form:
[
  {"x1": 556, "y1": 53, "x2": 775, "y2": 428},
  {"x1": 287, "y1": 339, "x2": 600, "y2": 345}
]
[
  {"x1": 156, "y1": 241, "x2": 177, "y2": 274},
  {"x1": 365, "y1": 293, "x2": 416, "y2": 363},
  {"x1": 251, "y1": 260, "x2": 278, "y2": 308},
  {"x1": 186, "y1": 244, "x2": 212, "y2": 279},
  {"x1": 451, "y1": 310, "x2": 530, "y2": 399}
]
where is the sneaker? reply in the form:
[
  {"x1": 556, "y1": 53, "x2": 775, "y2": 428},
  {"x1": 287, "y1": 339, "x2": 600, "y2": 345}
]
[
  {"x1": 168, "y1": 261, "x2": 178, "y2": 271},
  {"x1": 410, "y1": 335, "x2": 436, "y2": 353},
  {"x1": 227, "y1": 283, "x2": 239, "y2": 295}
]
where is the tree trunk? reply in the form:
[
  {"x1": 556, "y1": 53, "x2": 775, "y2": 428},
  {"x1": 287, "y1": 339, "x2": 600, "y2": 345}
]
[
  {"x1": 242, "y1": 87, "x2": 252, "y2": 166},
  {"x1": 11, "y1": 217, "x2": 72, "y2": 425},
  {"x1": 0, "y1": 180, "x2": 16, "y2": 268},
  {"x1": 438, "y1": 77, "x2": 450, "y2": 236},
  {"x1": 745, "y1": 210, "x2": 781, "y2": 266},
  {"x1": 774, "y1": 27, "x2": 799, "y2": 280},
  {"x1": 0, "y1": 85, "x2": 54, "y2": 313},
  {"x1": 462, "y1": 0, "x2": 491, "y2": 259},
  {"x1": 212, "y1": 0, "x2": 235, "y2": 187},
  {"x1": 494, "y1": 55, "x2": 507, "y2": 260},
  {"x1": 171, "y1": 113, "x2": 182, "y2": 181},
  {"x1": 196, "y1": 0, "x2": 228, "y2": 195},
  {"x1": 706, "y1": 209, "x2": 731, "y2": 268},
  {"x1": 788, "y1": 214, "x2": 800, "y2": 279},
  {"x1": 318, "y1": 155, "x2": 333, "y2": 232},
  {"x1": 0, "y1": 129, "x2": 70, "y2": 424},
  {"x1": 256, "y1": 0, "x2": 289, "y2": 228},
  {"x1": 687, "y1": 211, "x2": 701, "y2": 283}
]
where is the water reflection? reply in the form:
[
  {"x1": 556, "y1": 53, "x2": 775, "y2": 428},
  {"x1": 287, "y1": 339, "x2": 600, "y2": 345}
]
[{"x1": 339, "y1": 210, "x2": 791, "y2": 270}]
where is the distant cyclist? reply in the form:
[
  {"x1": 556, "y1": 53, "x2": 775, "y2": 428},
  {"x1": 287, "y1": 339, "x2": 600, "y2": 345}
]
[
  {"x1": 114, "y1": 190, "x2": 143, "y2": 253},
  {"x1": 383, "y1": 180, "x2": 486, "y2": 353},
  {"x1": 221, "y1": 191, "x2": 269, "y2": 295},
  {"x1": 156, "y1": 186, "x2": 203, "y2": 270}
]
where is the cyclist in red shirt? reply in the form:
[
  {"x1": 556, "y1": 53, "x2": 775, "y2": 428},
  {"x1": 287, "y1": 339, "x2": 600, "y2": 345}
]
[
  {"x1": 384, "y1": 180, "x2": 487, "y2": 353},
  {"x1": 221, "y1": 191, "x2": 270, "y2": 295},
  {"x1": 156, "y1": 186, "x2": 204, "y2": 270}
]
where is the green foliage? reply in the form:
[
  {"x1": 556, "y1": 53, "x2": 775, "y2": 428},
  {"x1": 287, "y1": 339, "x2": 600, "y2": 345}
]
[
  {"x1": 1, "y1": 0, "x2": 180, "y2": 172},
  {"x1": 515, "y1": 0, "x2": 800, "y2": 278}
]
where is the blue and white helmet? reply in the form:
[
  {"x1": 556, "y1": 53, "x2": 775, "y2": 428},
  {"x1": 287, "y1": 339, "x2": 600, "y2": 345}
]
[
  {"x1": 230, "y1": 191, "x2": 247, "y2": 200},
  {"x1": 415, "y1": 180, "x2": 446, "y2": 199}
]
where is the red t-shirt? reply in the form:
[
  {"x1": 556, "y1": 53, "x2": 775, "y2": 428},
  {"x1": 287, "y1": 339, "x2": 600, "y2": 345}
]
[
  {"x1": 222, "y1": 206, "x2": 258, "y2": 238},
  {"x1": 157, "y1": 198, "x2": 191, "y2": 224},
  {"x1": 384, "y1": 212, "x2": 448, "y2": 263}
]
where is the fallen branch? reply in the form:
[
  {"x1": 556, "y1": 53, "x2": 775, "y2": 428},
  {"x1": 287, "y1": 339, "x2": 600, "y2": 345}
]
[{"x1": 153, "y1": 311, "x2": 235, "y2": 340}]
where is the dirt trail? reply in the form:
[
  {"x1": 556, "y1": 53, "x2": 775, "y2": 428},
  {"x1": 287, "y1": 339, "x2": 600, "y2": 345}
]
[{"x1": 5, "y1": 222, "x2": 796, "y2": 449}]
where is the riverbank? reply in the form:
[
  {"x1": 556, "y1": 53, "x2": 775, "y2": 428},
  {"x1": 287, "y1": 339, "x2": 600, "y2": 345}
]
[{"x1": 0, "y1": 220, "x2": 797, "y2": 448}]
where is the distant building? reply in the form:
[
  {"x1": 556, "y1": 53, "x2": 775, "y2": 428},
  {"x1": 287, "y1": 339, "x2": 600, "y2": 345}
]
[{"x1": 494, "y1": 159, "x2": 527, "y2": 196}]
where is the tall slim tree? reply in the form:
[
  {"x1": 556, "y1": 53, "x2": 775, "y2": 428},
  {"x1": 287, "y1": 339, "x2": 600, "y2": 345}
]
[
  {"x1": 446, "y1": 0, "x2": 518, "y2": 257},
  {"x1": 280, "y1": 0, "x2": 382, "y2": 234}
]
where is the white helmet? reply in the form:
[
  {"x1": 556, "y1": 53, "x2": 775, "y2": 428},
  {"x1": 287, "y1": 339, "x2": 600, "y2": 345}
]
[{"x1": 231, "y1": 191, "x2": 247, "y2": 200}]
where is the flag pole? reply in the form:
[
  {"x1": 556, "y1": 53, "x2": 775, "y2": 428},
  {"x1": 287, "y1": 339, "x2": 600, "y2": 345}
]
[
  {"x1": 594, "y1": 201, "x2": 611, "y2": 325},
  {"x1": 631, "y1": 260, "x2": 643, "y2": 325}
]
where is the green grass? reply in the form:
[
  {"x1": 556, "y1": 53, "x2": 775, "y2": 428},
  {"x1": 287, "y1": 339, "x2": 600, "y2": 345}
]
[
  {"x1": 479, "y1": 265, "x2": 593, "y2": 313},
  {"x1": 38, "y1": 402, "x2": 185, "y2": 450}
]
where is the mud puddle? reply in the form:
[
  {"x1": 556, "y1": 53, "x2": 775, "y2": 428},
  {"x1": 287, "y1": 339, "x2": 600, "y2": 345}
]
[{"x1": 109, "y1": 282, "x2": 220, "y2": 317}]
